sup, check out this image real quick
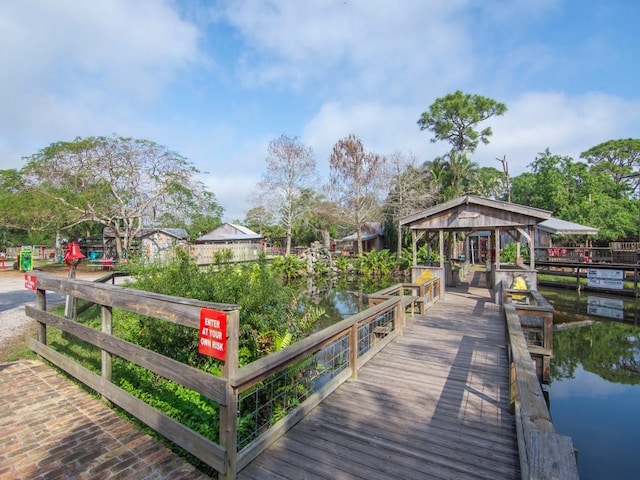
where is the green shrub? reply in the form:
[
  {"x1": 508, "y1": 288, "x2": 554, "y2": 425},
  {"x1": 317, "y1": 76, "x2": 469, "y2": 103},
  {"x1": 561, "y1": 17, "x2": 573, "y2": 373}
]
[
  {"x1": 123, "y1": 252, "x2": 322, "y2": 365},
  {"x1": 270, "y1": 254, "x2": 307, "y2": 279},
  {"x1": 357, "y1": 249, "x2": 399, "y2": 276},
  {"x1": 501, "y1": 243, "x2": 529, "y2": 263},
  {"x1": 333, "y1": 254, "x2": 353, "y2": 273},
  {"x1": 401, "y1": 245, "x2": 440, "y2": 266}
]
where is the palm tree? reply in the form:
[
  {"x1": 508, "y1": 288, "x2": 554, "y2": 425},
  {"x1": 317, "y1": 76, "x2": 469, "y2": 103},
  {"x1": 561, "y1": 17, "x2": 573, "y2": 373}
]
[{"x1": 469, "y1": 166, "x2": 504, "y2": 199}]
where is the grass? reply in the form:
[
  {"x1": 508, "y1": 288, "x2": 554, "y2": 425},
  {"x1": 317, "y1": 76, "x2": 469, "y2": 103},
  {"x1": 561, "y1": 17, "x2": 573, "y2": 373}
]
[{"x1": 0, "y1": 330, "x2": 37, "y2": 363}]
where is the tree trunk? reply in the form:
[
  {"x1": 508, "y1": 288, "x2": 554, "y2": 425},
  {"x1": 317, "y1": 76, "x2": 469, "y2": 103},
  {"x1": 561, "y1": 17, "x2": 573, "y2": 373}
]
[
  {"x1": 55, "y1": 230, "x2": 62, "y2": 262},
  {"x1": 285, "y1": 225, "x2": 292, "y2": 255},
  {"x1": 320, "y1": 228, "x2": 331, "y2": 250},
  {"x1": 397, "y1": 219, "x2": 403, "y2": 259},
  {"x1": 114, "y1": 235, "x2": 123, "y2": 258}
]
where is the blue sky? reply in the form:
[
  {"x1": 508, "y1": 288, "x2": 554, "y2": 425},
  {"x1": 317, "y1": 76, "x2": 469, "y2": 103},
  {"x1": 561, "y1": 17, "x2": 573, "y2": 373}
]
[{"x1": 1, "y1": 0, "x2": 639, "y2": 221}]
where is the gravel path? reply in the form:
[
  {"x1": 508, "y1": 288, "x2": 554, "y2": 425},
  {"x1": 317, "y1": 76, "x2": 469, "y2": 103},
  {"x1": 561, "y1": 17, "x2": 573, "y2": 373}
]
[{"x1": 0, "y1": 268, "x2": 110, "y2": 350}]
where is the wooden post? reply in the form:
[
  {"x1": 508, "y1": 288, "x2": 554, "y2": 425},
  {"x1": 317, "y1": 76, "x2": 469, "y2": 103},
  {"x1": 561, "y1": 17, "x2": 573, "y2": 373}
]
[
  {"x1": 396, "y1": 299, "x2": 405, "y2": 333},
  {"x1": 220, "y1": 309, "x2": 240, "y2": 480},
  {"x1": 64, "y1": 264, "x2": 78, "y2": 320},
  {"x1": 542, "y1": 314, "x2": 553, "y2": 383},
  {"x1": 36, "y1": 286, "x2": 46, "y2": 345},
  {"x1": 349, "y1": 324, "x2": 358, "y2": 380},
  {"x1": 101, "y1": 305, "x2": 113, "y2": 403},
  {"x1": 576, "y1": 266, "x2": 581, "y2": 292},
  {"x1": 412, "y1": 229, "x2": 417, "y2": 266},
  {"x1": 439, "y1": 229, "x2": 445, "y2": 299}
]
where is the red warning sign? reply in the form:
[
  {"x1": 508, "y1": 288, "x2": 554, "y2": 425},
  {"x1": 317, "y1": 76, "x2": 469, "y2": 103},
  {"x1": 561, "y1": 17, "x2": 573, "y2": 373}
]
[
  {"x1": 198, "y1": 308, "x2": 227, "y2": 361},
  {"x1": 24, "y1": 273, "x2": 37, "y2": 291}
]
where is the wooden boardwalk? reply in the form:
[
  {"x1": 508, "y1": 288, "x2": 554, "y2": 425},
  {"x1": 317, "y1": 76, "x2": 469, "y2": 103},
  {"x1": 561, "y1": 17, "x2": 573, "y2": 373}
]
[{"x1": 239, "y1": 272, "x2": 520, "y2": 479}]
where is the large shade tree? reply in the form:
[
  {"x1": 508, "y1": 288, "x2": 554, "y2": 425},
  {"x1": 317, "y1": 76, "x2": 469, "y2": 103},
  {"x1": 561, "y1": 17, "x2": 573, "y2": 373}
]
[
  {"x1": 511, "y1": 149, "x2": 638, "y2": 241},
  {"x1": 256, "y1": 135, "x2": 317, "y2": 255},
  {"x1": 469, "y1": 166, "x2": 505, "y2": 199},
  {"x1": 418, "y1": 91, "x2": 507, "y2": 202},
  {"x1": 329, "y1": 134, "x2": 386, "y2": 256},
  {"x1": 20, "y1": 135, "x2": 220, "y2": 257},
  {"x1": 580, "y1": 138, "x2": 640, "y2": 194},
  {"x1": 417, "y1": 90, "x2": 507, "y2": 154},
  {"x1": 244, "y1": 206, "x2": 275, "y2": 235},
  {"x1": 294, "y1": 189, "x2": 343, "y2": 250}
]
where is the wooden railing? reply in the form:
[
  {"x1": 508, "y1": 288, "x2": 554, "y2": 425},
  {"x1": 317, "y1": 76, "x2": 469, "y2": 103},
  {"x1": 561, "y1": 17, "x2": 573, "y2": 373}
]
[
  {"x1": 232, "y1": 296, "x2": 405, "y2": 470},
  {"x1": 231, "y1": 276, "x2": 441, "y2": 472},
  {"x1": 25, "y1": 272, "x2": 440, "y2": 479},
  {"x1": 535, "y1": 245, "x2": 640, "y2": 264},
  {"x1": 610, "y1": 241, "x2": 640, "y2": 251},
  {"x1": 367, "y1": 277, "x2": 441, "y2": 314},
  {"x1": 26, "y1": 272, "x2": 240, "y2": 478},
  {"x1": 503, "y1": 289, "x2": 555, "y2": 382},
  {"x1": 504, "y1": 302, "x2": 579, "y2": 479}
]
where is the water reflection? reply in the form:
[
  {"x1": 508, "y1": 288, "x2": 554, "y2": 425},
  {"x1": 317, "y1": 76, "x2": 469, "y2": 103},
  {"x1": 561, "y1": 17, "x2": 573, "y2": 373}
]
[
  {"x1": 541, "y1": 287, "x2": 640, "y2": 325},
  {"x1": 541, "y1": 287, "x2": 640, "y2": 480},
  {"x1": 288, "y1": 276, "x2": 396, "y2": 330}
]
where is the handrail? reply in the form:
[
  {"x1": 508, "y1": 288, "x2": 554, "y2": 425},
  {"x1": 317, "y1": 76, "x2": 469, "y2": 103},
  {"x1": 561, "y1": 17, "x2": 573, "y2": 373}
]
[
  {"x1": 232, "y1": 296, "x2": 400, "y2": 391},
  {"x1": 232, "y1": 279, "x2": 441, "y2": 470},
  {"x1": 504, "y1": 303, "x2": 579, "y2": 479},
  {"x1": 25, "y1": 273, "x2": 440, "y2": 480},
  {"x1": 368, "y1": 277, "x2": 440, "y2": 313},
  {"x1": 26, "y1": 271, "x2": 239, "y2": 477}
]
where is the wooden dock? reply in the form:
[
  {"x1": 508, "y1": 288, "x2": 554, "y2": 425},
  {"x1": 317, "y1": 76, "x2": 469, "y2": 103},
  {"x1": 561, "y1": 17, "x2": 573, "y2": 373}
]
[{"x1": 239, "y1": 274, "x2": 520, "y2": 479}]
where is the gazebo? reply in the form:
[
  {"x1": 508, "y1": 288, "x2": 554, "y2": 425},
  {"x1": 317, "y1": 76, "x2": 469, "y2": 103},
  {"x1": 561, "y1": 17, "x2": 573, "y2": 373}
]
[{"x1": 400, "y1": 195, "x2": 552, "y2": 303}]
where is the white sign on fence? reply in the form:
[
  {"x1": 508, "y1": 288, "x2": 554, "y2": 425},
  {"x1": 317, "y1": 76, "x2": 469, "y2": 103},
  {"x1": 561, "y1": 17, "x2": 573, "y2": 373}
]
[{"x1": 587, "y1": 269, "x2": 623, "y2": 290}]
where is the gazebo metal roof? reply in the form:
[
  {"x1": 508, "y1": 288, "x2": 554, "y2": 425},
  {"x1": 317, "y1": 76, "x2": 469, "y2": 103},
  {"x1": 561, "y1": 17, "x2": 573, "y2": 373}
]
[{"x1": 536, "y1": 217, "x2": 598, "y2": 236}]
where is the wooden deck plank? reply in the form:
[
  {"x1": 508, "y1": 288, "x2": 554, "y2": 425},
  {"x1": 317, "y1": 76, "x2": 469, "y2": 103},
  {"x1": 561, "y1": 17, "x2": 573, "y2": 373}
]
[
  {"x1": 239, "y1": 279, "x2": 520, "y2": 480},
  {"x1": 315, "y1": 387, "x2": 517, "y2": 452},
  {"x1": 306, "y1": 412, "x2": 519, "y2": 477}
]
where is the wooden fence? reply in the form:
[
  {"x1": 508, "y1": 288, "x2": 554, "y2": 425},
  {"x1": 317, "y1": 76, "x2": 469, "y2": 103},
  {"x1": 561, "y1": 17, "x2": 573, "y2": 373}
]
[
  {"x1": 25, "y1": 271, "x2": 439, "y2": 479},
  {"x1": 503, "y1": 288, "x2": 555, "y2": 382},
  {"x1": 534, "y1": 245, "x2": 640, "y2": 264},
  {"x1": 26, "y1": 272, "x2": 239, "y2": 477},
  {"x1": 187, "y1": 244, "x2": 262, "y2": 264},
  {"x1": 504, "y1": 300, "x2": 579, "y2": 479}
]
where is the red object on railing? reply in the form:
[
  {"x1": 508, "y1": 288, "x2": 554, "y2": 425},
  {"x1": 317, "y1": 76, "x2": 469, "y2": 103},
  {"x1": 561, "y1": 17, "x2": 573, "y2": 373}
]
[{"x1": 64, "y1": 241, "x2": 85, "y2": 266}]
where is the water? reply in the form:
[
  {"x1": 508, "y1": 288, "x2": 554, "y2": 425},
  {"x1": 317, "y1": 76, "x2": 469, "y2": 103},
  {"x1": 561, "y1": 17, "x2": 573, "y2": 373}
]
[
  {"x1": 540, "y1": 287, "x2": 640, "y2": 480},
  {"x1": 289, "y1": 276, "x2": 396, "y2": 329}
]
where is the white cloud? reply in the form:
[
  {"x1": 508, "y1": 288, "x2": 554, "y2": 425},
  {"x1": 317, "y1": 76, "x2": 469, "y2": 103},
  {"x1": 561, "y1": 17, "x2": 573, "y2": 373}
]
[
  {"x1": 0, "y1": 0, "x2": 199, "y2": 167},
  {"x1": 220, "y1": 0, "x2": 474, "y2": 99},
  {"x1": 203, "y1": 172, "x2": 261, "y2": 222},
  {"x1": 482, "y1": 91, "x2": 640, "y2": 174},
  {"x1": 303, "y1": 101, "x2": 441, "y2": 174},
  {"x1": 195, "y1": 133, "x2": 271, "y2": 221},
  {"x1": 300, "y1": 91, "x2": 640, "y2": 189},
  {"x1": 2, "y1": 0, "x2": 638, "y2": 227}
]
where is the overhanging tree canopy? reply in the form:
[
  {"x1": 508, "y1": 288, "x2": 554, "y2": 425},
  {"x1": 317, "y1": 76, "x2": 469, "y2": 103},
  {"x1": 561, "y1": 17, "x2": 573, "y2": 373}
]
[{"x1": 21, "y1": 135, "x2": 220, "y2": 257}]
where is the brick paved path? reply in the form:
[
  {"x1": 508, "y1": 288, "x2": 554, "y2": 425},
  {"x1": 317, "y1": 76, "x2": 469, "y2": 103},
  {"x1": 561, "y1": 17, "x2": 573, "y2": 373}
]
[{"x1": 0, "y1": 360, "x2": 210, "y2": 480}]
